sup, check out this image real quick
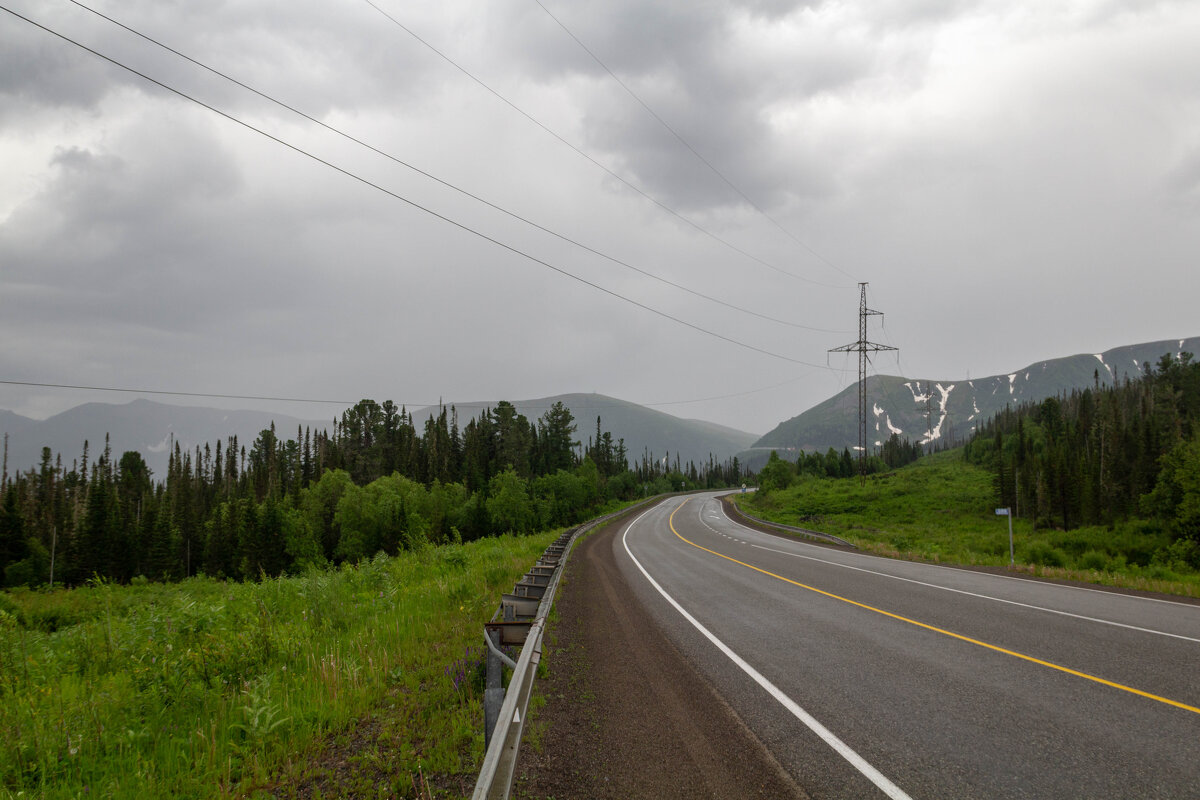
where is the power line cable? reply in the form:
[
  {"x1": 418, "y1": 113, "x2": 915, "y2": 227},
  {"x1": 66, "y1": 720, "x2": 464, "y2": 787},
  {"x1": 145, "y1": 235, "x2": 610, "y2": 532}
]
[
  {"x1": 0, "y1": 379, "x2": 361, "y2": 406},
  {"x1": 0, "y1": 376, "x2": 853, "y2": 418},
  {"x1": 1, "y1": 4, "x2": 834, "y2": 369},
  {"x1": 61, "y1": 0, "x2": 847, "y2": 335},
  {"x1": 531, "y1": 0, "x2": 858, "y2": 284},
  {"x1": 878, "y1": 314, "x2": 907, "y2": 377},
  {"x1": 358, "y1": 0, "x2": 850, "y2": 290}
]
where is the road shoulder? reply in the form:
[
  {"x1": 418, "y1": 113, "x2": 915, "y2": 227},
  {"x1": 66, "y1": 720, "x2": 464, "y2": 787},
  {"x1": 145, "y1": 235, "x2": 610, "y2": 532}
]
[{"x1": 511, "y1": 510, "x2": 808, "y2": 799}]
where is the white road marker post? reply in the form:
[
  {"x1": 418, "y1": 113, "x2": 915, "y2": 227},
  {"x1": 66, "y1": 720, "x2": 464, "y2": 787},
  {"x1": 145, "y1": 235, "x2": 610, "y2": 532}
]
[{"x1": 996, "y1": 508, "x2": 1013, "y2": 565}]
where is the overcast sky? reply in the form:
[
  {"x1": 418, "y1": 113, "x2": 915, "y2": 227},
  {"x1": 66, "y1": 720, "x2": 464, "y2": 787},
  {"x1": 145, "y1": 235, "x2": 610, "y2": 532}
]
[{"x1": 2, "y1": 0, "x2": 1198, "y2": 435}]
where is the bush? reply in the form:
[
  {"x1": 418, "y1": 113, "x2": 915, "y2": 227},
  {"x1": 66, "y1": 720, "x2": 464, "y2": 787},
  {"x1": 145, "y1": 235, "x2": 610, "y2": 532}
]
[
  {"x1": 1158, "y1": 538, "x2": 1200, "y2": 573},
  {"x1": 758, "y1": 451, "x2": 793, "y2": 493},
  {"x1": 0, "y1": 592, "x2": 25, "y2": 627},
  {"x1": 1023, "y1": 541, "x2": 1067, "y2": 568},
  {"x1": 4, "y1": 558, "x2": 39, "y2": 588}
]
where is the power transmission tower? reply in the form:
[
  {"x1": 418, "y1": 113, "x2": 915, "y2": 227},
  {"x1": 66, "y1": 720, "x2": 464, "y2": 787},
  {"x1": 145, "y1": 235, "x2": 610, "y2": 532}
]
[{"x1": 829, "y1": 283, "x2": 897, "y2": 482}]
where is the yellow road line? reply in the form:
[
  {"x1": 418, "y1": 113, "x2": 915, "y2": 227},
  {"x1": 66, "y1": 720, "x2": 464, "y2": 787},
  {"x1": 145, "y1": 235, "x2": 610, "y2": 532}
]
[{"x1": 669, "y1": 502, "x2": 1200, "y2": 716}]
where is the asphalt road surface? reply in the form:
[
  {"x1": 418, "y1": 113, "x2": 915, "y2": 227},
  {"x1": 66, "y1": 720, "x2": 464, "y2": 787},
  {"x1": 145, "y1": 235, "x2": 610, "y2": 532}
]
[{"x1": 582, "y1": 493, "x2": 1200, "y2": 799}]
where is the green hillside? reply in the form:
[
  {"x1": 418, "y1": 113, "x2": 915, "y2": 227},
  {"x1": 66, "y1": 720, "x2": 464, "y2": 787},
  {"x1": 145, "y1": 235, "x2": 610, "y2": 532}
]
[{"x1": 737, "y1": 451, "x2": 1199, "y2": 597}]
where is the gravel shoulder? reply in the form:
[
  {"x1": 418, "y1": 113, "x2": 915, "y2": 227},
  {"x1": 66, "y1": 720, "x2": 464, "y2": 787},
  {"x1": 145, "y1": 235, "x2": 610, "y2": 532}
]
[{"x1": 511, "y1": 505, "x2": 808, "y2": 799}]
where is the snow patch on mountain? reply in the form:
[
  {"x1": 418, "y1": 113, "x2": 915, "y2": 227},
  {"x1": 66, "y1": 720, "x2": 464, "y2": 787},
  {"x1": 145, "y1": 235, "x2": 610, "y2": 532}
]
[
  {"x1": 145, "y1": 434, "x2": 172, "y2": 454},
  {"x1": 936, "y1": 384, "x2": 954, "y2": 413},
  {"x1": 916, "y1": 384, "x2": 955, "y2": 445},
  {"x1": 1093, "y1": 353, "x2": 1115, "y2": 378}
]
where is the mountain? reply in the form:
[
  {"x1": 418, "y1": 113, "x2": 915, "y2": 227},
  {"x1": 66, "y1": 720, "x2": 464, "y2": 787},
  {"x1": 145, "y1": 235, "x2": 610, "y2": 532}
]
[
  {"x1": 0, "y1": 399, "x2": 334, "y2": 480},
  {"x1": 408, "y1": 393, "x2": 759, "y2": 469},
  {"x1": 0, "y1": 393, "x2": 759, "y2": 482},
  {"x1": 751, "y1": 336, "x2": 1200, "y2": 460},
  {"x1": 0, "y1": 409, "x2": 34, "y2": 437}
]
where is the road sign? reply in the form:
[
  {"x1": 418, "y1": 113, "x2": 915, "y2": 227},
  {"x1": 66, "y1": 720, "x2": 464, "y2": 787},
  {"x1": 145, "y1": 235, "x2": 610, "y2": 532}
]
[{"x1": 996, "y1": 508, "x2": 1014, "y2": 564}]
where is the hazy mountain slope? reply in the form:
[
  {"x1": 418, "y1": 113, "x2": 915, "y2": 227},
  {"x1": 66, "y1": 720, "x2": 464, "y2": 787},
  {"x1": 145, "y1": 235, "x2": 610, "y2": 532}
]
[
  {"x1": 1, "y1": 394, "x2": 759, "y2": 482},
  {"x1": 0, "y1": 399, "x2": 334, "y2": 479},
  {"x1": 410, "y1": 393, "x2": 759, "y2": 468},
  {"x1": 754, "y1": 336, "x2": 1200, "y2": 456},
  {"x1": 0, "y1": 410, "x2": 34, "y2": 437}
]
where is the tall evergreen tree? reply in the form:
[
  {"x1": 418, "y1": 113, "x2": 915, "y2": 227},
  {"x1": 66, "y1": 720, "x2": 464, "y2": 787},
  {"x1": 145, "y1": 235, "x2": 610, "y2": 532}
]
[{"x1": 0, "y1": 486, "x2": 28, "y2": 581}]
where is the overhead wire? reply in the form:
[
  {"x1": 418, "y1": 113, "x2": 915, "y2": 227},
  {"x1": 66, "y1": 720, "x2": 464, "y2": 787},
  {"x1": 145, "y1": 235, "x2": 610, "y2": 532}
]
[
  {"x1": 877, "y1": 312, "x2": 907, "y2": 378},
  {"x1": 0, "y1": 379, "x2": 362, "y2": 407},
  {"x1": 0, "y1": 4, "x2": 836, "y2": 370},
  {"x1": 531, "y1": 0, "x2": 858, "y2": 286},
  {"x1": 60, "y1": 0, "x2": 849, "y2": 335},
  {"x1": 357, "y1": 0, "x2": 849, "y2": 290},
  {"x1": 0, "y1": 376, "x2": 860, "y2": 416}
]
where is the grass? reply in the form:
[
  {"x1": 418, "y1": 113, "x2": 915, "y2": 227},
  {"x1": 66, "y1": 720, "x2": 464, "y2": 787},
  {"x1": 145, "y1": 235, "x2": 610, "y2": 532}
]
[
  {"x1": 738, "y1": 450, "x2": 1200, "y2": 598},
  {"x1": 0, "y1": 529, "x2": 563, "y2": 799}
]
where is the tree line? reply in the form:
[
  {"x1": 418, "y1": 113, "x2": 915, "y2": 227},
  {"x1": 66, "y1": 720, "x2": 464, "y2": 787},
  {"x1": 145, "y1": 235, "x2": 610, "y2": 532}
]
[
  {"x1": 0, "y1": 400, "x2": 745, "y2": 587},
  {"x1": 756, "y1": 433, "x2": 926, "y2": 492},
  {"x1": 964, "y1": 353, "x2": 1200, "y2": 549}
]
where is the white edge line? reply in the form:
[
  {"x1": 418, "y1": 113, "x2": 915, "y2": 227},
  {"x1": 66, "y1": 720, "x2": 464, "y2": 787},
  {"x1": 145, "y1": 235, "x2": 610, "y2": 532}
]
[
  {"x1": 623, "y1": 504, "x2": 912, "y2": 800},
  {"x1": 715, "y1": 496, "x2": 1200, "y2": 609},
  {"x1": 705, "y1": 500, "x2": 1200, "y2": 643}
]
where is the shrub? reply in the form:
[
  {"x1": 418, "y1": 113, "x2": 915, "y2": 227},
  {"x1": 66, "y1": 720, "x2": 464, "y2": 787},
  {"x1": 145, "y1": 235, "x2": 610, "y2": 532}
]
[
  {"x1": 1023, "y1": 541, "x2": 1067, "y2": 568},
  {"x1": 1158, "y1": 538, "x2": 1200, "y2": 573}
]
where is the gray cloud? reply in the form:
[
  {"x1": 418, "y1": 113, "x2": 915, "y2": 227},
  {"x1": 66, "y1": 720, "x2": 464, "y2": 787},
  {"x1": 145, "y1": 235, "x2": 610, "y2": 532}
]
[
  {"x1": 1, "y1": 0, "x2": 1198, "y2": 436},
  {"x1": 0, "y1": 16, "x2": 111, "y2": 117}
]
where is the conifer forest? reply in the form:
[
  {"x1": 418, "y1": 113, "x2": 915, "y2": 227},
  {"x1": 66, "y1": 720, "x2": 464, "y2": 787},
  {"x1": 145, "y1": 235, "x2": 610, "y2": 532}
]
[
  {"x1": 0, "y1": 400, "x2": 744, "y2": 587},
  {"x1": 964, "y1": 353, "x2": 1200, "y2": 566}
]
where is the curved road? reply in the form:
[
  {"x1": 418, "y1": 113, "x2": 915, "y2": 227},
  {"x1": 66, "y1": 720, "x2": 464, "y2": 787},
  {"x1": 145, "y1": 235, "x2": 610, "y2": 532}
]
[{"x1": 609, "y1": 493, "x2": 1200, "y2": 799}]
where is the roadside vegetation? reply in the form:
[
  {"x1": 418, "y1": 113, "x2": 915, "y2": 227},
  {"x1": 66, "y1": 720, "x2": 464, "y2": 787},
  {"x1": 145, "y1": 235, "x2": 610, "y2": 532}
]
[
  {"x1": 740, "y1": 452, "x2": 1199, "y2": 596},
  {"x1": 0, "y1": 530, "x2": 560, "y2": 798},
  {"x1": 741, "y1": 353, "x2": 1200, "y2": 597},
  {"x1": 0, "y1": 398, "x2": 746, "y2": 798}
]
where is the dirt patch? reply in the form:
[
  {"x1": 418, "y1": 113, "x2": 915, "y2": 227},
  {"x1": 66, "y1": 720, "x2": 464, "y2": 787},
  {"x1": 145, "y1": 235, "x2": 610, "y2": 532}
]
[{"x1": 511, "y1": 511, "x2": 808, "y2": 800}]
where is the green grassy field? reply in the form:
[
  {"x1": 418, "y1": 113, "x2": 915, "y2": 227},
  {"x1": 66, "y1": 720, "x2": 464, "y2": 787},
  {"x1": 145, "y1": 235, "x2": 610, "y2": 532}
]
[
  {"x1": 0, "y1": 530, "x2": 562, "y2": 799},
  {"x1": 737, "y1": 450, "x2": 1200, "y2": 598}
]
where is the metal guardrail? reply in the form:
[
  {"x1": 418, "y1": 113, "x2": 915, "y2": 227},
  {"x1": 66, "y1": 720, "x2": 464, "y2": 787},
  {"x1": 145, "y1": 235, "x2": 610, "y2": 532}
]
[
  {"x1": 471, "y1": 498, "x2": 658, "y2": 800},
  {"x1": 720, "y1": 494, "x2": 856, "y2": 548}
]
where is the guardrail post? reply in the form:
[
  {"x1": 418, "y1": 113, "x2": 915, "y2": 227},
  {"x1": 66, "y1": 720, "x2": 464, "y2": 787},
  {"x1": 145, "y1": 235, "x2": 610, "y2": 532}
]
[
  {"x1": 473, "y1": 501, "x2": 660, "y2": 799},
  {"x1": 484, "y1": 627, "x2": 504, "y2": 750}
]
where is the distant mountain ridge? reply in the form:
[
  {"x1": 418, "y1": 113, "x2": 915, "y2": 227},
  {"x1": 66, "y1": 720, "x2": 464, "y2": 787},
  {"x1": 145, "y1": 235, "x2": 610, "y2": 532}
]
[
  {"x1": 0, "y1": 393, "x2": 759, "y2": 481},
  {"x1": 752, "y1": 337, "x2": 1200, "y2": 458},
  {"x1": 0, "y1": 399, "x2": 335, "y2": 480}
]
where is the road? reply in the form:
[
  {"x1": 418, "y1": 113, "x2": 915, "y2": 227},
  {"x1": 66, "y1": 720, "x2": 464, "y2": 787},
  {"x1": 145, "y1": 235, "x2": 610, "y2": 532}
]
[{"x1": 604, "y1": 493, "x2": 1200, "y2": 799}]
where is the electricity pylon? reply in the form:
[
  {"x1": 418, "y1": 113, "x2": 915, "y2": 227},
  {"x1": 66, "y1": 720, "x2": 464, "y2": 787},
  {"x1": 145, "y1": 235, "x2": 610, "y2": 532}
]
[{"x1": 829, "y1": 283, "x2": 897, "y2": 482}]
